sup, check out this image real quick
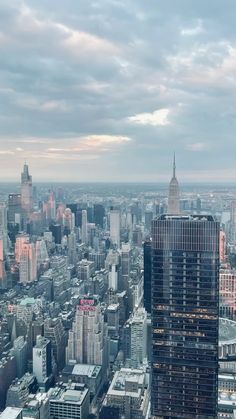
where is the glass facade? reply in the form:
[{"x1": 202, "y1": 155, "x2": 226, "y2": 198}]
[
  {"x1": 144, "y1": 239, "x2": 152, "y2": 314},
  {"x1": 151, "y1": 215, "x2": 219, "y2": 419}
]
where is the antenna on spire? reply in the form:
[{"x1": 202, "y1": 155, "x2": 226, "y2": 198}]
[{"x1": 173, "y1": 152, "x2": 176, "y2": 178}]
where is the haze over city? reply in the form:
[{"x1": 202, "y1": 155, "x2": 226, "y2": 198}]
[{"x1": 0, "y1": 0, "x2": 236, "y2": 181}]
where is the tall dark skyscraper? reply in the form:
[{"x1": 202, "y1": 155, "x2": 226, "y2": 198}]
[
  {"x1": 94, "y1": 204, "x2": 105, "y2": 228},
  {"x1": 143, "y1": 238, "x2": 152, "y2": 314},
  {"x1": 151, "y1": 215, "x2": 219, "y2": 419}
]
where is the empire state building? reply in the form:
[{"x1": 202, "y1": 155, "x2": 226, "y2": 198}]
[{"x1": 167, "y1": 154, "x2": 180, "y2": 214}]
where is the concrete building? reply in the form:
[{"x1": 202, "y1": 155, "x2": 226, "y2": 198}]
[
  {"x1": 6, "y1": 374, "x2": 37, "y2": 408},
  {"x1": 33, "y1": 336, "x2": 52, "y2": 389},
  {"x1": 0, "y1": 353, "x2": 17, "y2": 409},
  {"x1": 49, "y1": 383, "x2": 89, "y2": 419},
  {"x1": 101, "y1": 368, "x2": 150, "y2": 419},
  {"x1": 12, "y1": 336, "x2": 28, "y2": 379},
  {"x1": 77, "y1": 259, "x2": 95, "y2": 281},
  {"x1": 44, "y1": 318, "x2": 67, "y2": 371},
  {"x1": 62, "y1": 364, "x2": 102, "y2": 400}
]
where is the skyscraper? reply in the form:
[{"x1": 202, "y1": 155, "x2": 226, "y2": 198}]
[
  {"x1": 81, "y1": 209, "x2": 88, "y2": 244},
  {"x1": 143, "y1": 238, "x2": 152, "y2": 314},
  {"x1": 94, "y1": 204, "x2": 105, "y2": 228},
  {"x1": 151, "y1": 215, "x2": 219, "y2": 418},
  {"x1": 66, "y1": 297, "x2": 106, "y2": 366},
  {"x1": 110, "y1": 208, "x2": 120, "y2": 249},
  {"x1": 0, "y1": 203, "x2": 8, "y2": 254},
  {"x1": 21, "y1": 163, "x2": 33, "y2": 215},
  {"x1": 8, "y1": 193, "x2": 22, "y2": 224},
  {"x1": 230, "y1": 201, "x2": 236, "y2": 244},
  {"x1": 167, "y1": 155, "x2": 180, "y2": 215},
  {"x1": 19, "y1": 242, "x2": 37, "y2": 284}
]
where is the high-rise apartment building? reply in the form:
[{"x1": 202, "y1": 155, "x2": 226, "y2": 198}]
[
  {"x1": 66, "y1": 297, "x2": 106, "y2": 366},
  {"x1": 151, "y1": 215, "x2": 219, "y2": 418},
  {"x1": 167, "y1": 155, "x2": 180, "y2": 215},
  {"x1": 21, "y1": 163, "x2": 33, "y2": 215}
]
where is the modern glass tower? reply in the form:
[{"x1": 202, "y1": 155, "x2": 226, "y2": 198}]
[{"x1": 151, "y1": 215, "x2": 219, "y2": 419}]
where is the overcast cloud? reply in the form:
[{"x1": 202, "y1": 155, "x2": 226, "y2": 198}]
[{"x1": 0, "y1": 0, "x2": 236, "y2": 182}]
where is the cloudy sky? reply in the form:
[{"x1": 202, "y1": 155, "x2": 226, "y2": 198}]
[{"x1": 0, "y1": 0, "x2": 236, "y2": 182}]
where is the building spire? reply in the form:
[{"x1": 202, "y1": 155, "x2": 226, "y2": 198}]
[{"x1": 173, "y1": 152, "x2": 176, "y2": 178}]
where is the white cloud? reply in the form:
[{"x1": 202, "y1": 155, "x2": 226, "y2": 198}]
[
  {"x1": 0, "y1": 150, "x2": 15, "y2": 155},
  {"x1": 181, "y1": 20, "x2": 204, "y2": 37},
  {"x1": 128, "y1": 109, "x2": 170, "y2": 126},
  {"x1": 186, "y1": 142, "x2": 209, "y2": 152},
  {"x1": 46, "y1": 135, "x2": 132, "y2": 153}
]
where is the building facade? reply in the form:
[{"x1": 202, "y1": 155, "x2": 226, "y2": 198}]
[{"x1": 151, "y1": 215, "x2": 219, "y2": 418}]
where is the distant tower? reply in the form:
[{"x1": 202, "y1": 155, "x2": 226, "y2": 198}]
[
  {"x1": 81, "y1": 210, "x2": 88, "y2": 244},
  {"x1": 21, "y1": 163, "x2": 33, "y2": 214},
  {"x1": 167, "y1": 154, "x2": 180, "y2": 215},
  {"x1": 110, "y1": 208, "x2": 120, "y2": 248}
]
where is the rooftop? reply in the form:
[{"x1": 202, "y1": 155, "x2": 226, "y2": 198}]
[
  {"x1": 108, "y1": 368, "x2": 145, "y2": 398},
  {"x1": 219, "y1": 318, "x2": 236, "y2": 344},
  {"x1": 0, "y1": 407, "x2": 22, "y2": 419},
  {"x1": 49, "y1": 384, "x2": 88, "y2": 406},
  {"x1": 158, "y1": 214, "x2": 215, "y2": 222}
]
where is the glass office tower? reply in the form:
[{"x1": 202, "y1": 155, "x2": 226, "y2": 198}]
[{"x1": 151, "y1": 215, "x2": 219, "y2": 419}]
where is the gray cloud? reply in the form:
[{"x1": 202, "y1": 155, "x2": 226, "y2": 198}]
[{"x1": 0, "y1": 0, "x2": 236, "y2": 181}]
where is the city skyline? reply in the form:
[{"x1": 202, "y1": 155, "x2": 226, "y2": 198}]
[{"x1": 0, "y1": 1, "x2": 236, "y2": 181}]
